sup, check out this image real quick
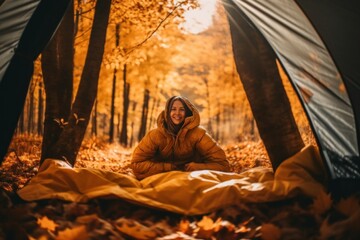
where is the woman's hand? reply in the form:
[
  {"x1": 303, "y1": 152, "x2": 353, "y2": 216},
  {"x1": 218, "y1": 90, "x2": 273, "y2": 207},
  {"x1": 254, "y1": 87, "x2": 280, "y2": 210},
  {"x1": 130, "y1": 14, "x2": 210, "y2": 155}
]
[{"x1": 184, "y1": 162, "x2": 205, "y2": 171}]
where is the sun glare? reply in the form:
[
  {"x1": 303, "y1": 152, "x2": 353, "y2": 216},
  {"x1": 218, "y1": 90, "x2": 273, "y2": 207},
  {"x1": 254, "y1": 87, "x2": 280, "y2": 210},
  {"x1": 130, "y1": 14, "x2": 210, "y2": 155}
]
[{"x1": 181, "y1": 0, "x2": 217, "y2": 34}]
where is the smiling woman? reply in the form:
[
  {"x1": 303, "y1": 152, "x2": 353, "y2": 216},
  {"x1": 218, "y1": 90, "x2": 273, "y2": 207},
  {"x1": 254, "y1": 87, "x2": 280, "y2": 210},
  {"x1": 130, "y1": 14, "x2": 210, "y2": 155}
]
[
  {"x1": 130, "y1": 95, "x2": 230, "y2": 180},
  {"x1": 181, "y1": 0, "x2": 217, "y2": 34}
]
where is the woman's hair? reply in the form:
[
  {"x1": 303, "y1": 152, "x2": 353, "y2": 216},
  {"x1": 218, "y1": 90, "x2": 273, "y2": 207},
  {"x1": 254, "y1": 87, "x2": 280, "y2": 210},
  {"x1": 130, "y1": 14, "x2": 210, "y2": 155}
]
[{"x1": 165, "y1": 96, "x2": 192, "y2": 135}]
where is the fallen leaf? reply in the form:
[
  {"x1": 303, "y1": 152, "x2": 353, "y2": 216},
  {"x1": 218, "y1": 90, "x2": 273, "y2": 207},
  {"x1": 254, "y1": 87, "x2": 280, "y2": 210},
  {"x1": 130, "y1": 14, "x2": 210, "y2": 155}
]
[
  {"x1": 178, "y1": 219, "x2": 190, "y2": 233},
  {"x1": 193, "y1": 216, "x2": 223, "y2": 239},
  {"x1": 235, "y1": 225, "x2": 251, "y2": 233},
  {"x1": 219, "y1": 220, "x2": 236, "y2": 232},
  {"x1": 115, "y1": 217, "x2": 157, "y2": 239},
  {"x1": 281, "y1": 227, "x2": 305, "y2": 240},
  {"x1": 336, "y1": 196, "x2": 360, "y2": 217},
  {"x1": 150, "y1": 219, "x2": 174, "y2": 236},
  {"x1": 75, "y1": 214, "x2": 99, "y2": 224},
  {"x1": 28, "y1": 235, "x2": 48, "y2": 240},
  {"x1": 196, "y1": 216, "x2": 214, "y2": 230},
  {"x1": 157, "y1": 231, "x2": 200, "y2": 240},
  {"x1": 311, "y1": 190, "x2": 332, "y2": 215},
  {"x1": 63, "y1": 203, "x2": 89, "y2": 218},
  {"x1": 261, "y1": 223, "x2": 281, "y2": 240},
  {"x1": 37, "y1": 216, "x2": 58, "y2": 232},
  {"x1": 56, "y1": 225, "x2": 89, "y2": 240},
  {"x1": 320, "y1": 209, "x2": 360, "y2": 240}
]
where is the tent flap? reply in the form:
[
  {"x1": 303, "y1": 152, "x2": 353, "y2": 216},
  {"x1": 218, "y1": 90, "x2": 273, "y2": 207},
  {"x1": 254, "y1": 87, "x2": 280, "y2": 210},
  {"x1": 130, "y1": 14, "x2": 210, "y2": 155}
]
[
  {"x1": 223, "y1": 0, "x2": 360, "y2": 188},
  {"x1": 0, "y1": 0, "x2": 71, "y2": 163}
]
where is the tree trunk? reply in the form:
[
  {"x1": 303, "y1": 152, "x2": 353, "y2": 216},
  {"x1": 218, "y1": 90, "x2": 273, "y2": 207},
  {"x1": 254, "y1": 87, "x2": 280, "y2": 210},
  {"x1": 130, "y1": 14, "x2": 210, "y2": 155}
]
[
  {"x1": 91, "y1": 99, "x2": 98, "y2": 137},
  {"x1": 40, "y1": 1, "x2": 74, "y2": 164},
  {"x1": 138, "y1": 89, "x2": 150, "y2": 141},
  {"x1": 27, "y1": 87, "x2": 35, "y2": 134},
  {"x1": 18, "y1": 111, "x2": 25, "y2": 135},
  {"x1": 120, "y1": 64, "x2": 130, "y2": 146},
  {"x1": 37, "y1": 81, "x2": 44, "y2": 135},
  {"x1": 148, "y1": 98, "x2": 157, "y2": 131},
  {"x1": 109, "y1": 69, "x2": 117, "y2": 143},
  {"x1": 129, "y1": 122, "x2": 135, "y2": 147},
  {"x1": 224, "y1": 1, "x2": 304, "y2": 170},
  {"x1": 117, "y1": 112, "x2": 121, "y2": 139},
  {"x1": 148, "y1": 78, "x2": 160, "y2": 132},
  {"x1": 202, "y1": 77, "x2": 213, "y2": 134},
  {"x1": 109, "y1": 24, "x2": 120, "y2": 143},
  {"x1": 215, "y1": 102, "x2": 221, "y2": 141},
  {"x1": 45, "y1": 0, "x2": 111, "y2": 165}
]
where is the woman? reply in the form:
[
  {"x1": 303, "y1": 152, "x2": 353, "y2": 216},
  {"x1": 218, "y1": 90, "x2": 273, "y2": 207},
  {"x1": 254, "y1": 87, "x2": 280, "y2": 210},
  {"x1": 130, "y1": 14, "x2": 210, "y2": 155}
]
[{"x1": 131, "y1": 96, "x2": 230, "y2": 180}]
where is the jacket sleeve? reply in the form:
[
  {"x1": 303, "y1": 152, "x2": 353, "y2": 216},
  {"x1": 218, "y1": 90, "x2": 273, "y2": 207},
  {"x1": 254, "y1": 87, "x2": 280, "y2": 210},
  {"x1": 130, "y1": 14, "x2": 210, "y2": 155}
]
[
  {"x1": 130, "y1": 130, "x2": 176, "y2": 180},
  {"x1": 195, "y1": 132, "x2": 230, "y2": 172}
]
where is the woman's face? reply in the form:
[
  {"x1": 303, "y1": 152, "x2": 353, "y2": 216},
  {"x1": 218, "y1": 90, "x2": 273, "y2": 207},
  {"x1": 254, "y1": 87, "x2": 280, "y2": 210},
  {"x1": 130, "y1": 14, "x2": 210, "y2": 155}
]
[{"x1": 170, "y1": 100, "x2": 186, "y2": 125}]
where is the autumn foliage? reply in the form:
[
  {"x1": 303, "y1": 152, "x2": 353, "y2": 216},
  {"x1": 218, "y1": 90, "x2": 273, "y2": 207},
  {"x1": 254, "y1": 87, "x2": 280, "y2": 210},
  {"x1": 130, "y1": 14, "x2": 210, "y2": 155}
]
[
  {"x1": 1, "y1": 0, "x2": 360, "y2": 239},
  {"x1": 1, "y1": 134, "x2": 360, "y2": 239}
]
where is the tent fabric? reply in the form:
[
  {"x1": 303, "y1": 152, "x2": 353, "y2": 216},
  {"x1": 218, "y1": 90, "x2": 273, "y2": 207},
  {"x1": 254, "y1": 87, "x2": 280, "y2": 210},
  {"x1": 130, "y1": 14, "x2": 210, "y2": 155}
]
[
  {"x1": 295, "y1": 0, "x2": 360, "y2": 179},
  {"x1": 0, "y1": 0, "x2": 71, "y2": 163},
  {"x1": 297, "y1": 0, "x2": 360, "y2": 150},
  {"x1": 222, "y1": 0, "x2": 305, "y2": 171},
  {"x1": 0, "y1": 0, "x2": 40, "y2": 81},
  {"x1": 223, "y1": 0, "x2": 360, "y2": 181},
  {"x1": 17, "y1": 145, "x2": 327, "y2": 215}
]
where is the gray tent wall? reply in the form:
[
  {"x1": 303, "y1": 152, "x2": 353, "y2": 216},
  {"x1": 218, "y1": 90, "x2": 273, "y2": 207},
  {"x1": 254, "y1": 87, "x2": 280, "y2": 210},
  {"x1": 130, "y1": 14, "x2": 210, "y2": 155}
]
[
  {"x1": 0, "y1": 0, "x2": 71, "y2": 162},
  {"x1": 223, "y1": 0, "x2": 360, "y2": 194}
]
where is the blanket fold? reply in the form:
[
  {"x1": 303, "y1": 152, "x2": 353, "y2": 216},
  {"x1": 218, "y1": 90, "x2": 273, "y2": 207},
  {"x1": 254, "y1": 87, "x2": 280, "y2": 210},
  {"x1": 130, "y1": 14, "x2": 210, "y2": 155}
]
[{"x1": 17, "y1": 145, "x2": 326, "y2": 215}]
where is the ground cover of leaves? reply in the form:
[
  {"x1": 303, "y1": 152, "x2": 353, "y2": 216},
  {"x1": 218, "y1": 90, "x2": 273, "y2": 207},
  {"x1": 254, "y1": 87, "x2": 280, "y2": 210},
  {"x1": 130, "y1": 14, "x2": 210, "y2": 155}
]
[{"x1": 1, "y1": 135, "x2": 360, "y2": 240}]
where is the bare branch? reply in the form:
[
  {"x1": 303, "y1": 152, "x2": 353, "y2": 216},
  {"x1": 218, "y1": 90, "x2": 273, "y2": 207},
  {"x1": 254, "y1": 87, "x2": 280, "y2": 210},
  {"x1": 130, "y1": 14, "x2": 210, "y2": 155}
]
[{"x1": 125, "y1": 2, "x2": 184, "y2": 56}]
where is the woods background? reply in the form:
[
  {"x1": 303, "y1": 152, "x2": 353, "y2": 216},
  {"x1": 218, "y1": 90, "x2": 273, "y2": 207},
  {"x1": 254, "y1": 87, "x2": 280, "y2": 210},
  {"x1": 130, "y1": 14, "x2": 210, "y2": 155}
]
[{"x1": 13, "y1": 0, "x2": 310, "y2": 154}]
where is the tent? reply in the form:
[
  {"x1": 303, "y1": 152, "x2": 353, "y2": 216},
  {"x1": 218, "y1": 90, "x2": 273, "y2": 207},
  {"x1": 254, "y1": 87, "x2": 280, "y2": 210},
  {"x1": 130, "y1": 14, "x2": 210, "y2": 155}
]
[
  {"x1": 0, "y1": 0, "x2": 71, "y2": 161},
  {"x1": 222, "y1": 0, "x2": 360, "y2": 195},
  {"x1": 0, "y1": 0, "x2": 359, "y2": 196}
]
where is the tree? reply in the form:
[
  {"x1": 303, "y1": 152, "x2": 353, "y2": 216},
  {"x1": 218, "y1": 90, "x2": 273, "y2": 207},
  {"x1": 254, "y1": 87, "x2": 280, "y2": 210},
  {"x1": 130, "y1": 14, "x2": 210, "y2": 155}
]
[
  {"x1": 40, "y1": 1, "x2": 74, "y2": 164},
  {"x1": 138, "y1": 88, "x2": 150, "y2": 141},
  {"x1": 109, "y1": 23, "x2": 120, "y2": 143},
  {"x1": 106, "y1": 0, "x2": 198, "y2": 143},
  {"x1": 119, "y1": 64, "x2": 130, "y2": 146},
  {"x1": 42, "y1": 0, "x2": 112, "y2": 166},
  {"x1": 91, "y1": 99, "x2": 98, "y2": 136},
  {"x1": 27, "y1": 82, "x2": 35, "y2": 134},
  {"x1": 224, "y1": 1, "x2": 304, "y2": 170},
  {"x1": 37, "y1": 80, "x2": 44, "y2": 135}
]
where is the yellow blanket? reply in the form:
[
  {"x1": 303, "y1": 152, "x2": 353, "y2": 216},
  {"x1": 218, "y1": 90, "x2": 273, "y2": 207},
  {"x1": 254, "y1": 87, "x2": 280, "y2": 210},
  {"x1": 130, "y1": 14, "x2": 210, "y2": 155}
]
[{"x1": 17, "y1": 145, "x2": 327, "y2": 215}]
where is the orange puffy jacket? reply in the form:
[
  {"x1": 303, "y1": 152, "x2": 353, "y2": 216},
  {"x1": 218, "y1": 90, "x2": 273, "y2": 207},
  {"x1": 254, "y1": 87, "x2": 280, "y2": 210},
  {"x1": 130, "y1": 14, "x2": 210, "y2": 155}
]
[{"x1": 131, "y1": 97, "x2": 230, "y2": 180}]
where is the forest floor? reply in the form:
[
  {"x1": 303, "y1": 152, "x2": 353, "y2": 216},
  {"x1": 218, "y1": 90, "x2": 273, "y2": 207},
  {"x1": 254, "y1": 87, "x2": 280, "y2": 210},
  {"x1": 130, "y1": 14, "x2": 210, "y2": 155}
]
[{"x1": 1, "y1": 134, "x2": 359, "y2": 240}]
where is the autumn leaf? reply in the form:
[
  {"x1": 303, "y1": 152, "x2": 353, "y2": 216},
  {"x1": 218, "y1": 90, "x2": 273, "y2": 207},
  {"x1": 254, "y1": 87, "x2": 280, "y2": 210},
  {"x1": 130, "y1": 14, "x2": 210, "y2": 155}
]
[
  {"x1": 149, "y1": 219, "x2": 174, "y2": 236},
  {"x1": 235, "y1": 225, "x2": 251, "y2": 234},
  {"x1": 75, "y1": 213, "x2": 99, "y2": 224},
  {"x1": 37, "y1": 216, "x2": 58, "y2": 232},
  {"x1": 178, "y1": 219, "x2": 190, "y2": 234},
  {"x1": 336, "y1": 196, "x2": 360, "y2": 217},
  {"x1": 115, "y1": 217, "x2": 158, "y2": 239},
  {"x1": 319, "y1": 218, "x2": 333, "y2": 240},
  {"x1": 311, "y1": 190, "x2": 332, "y2": 215},
  {"x1": 73, "y1": 113, "x2": 85, "y2": 125},
  {"x1": 320, "y1": 208, "x2": 360, "y2": 239},
  {"x1": 63, "y1": 203, "x2": 89, "y2": 218},
  {"x1": 56, "y1": 225, "x2": 89, "y2": 240},
  {"x1": 261, "y1": 223, "x2": 281, "y2": 240},
  {"x1": 28, "y1": 235, "x2": 48, "y2": 240},
  {"x1": 219, "y1": 219, "x2": 236, "y2": 232},
  {"x1": 193, "y1": 216, "x2": 222, "y2": 239},
  {"x1": 157, "y1": 231, "x2": 199, "y2": 240}
]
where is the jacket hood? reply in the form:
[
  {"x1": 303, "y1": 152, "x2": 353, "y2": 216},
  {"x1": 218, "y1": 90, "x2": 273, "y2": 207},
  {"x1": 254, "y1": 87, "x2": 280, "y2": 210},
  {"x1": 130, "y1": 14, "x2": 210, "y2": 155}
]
[{"x1": 157, "y1": 96, "x2": 200, "y2": 136}]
